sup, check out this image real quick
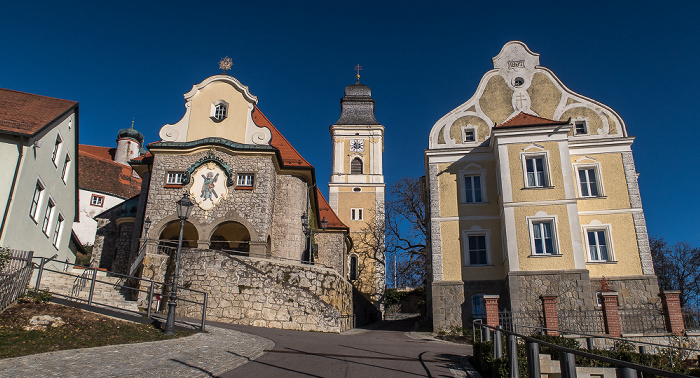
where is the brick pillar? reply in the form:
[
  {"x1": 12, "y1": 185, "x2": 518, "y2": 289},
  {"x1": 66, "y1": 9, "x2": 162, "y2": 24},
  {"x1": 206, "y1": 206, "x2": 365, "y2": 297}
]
[
  {"x1": 484, "y1": 295, "x2": 500, "y2": 328},
  {"x1": 660, "y1": 291, "x2": 685, "y2": 335},
  {"x1": 540, "y1": 294, "x2": 559, "y2": 336},
  {"x1": 601, "y1": 292, "x2": 622, "y2": 337}
]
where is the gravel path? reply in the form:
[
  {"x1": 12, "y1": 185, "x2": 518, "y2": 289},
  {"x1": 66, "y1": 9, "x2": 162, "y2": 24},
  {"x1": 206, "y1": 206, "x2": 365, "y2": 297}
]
[{"x1": 0, "y1": 326, "x2": 273, "y2": 377}]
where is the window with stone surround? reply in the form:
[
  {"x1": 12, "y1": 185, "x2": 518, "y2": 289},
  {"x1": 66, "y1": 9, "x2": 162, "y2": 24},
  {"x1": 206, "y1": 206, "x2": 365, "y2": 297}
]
[
  {"x1": 527, "y1": 214, "x2": 560, "y2": 256},
  {"x1": 574, "y1": 120, "x2": 588, "y2": 135},
  {"x1": 523, "y1": 155, "x2": 549, "y2": 188},
  {"x1": 463, "y1": 227, "x2": 491, "y2": 266},
  {"x1": 583, "y1": 224, "x2": 615, "y2": 263},
  {"x1": 575, "y1": 164, "x2": 604, "y2": 198}
]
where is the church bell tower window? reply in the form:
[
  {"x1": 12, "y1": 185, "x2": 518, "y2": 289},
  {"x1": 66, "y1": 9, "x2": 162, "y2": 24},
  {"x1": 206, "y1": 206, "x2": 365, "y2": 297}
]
[{"x1": 350, "y1": 157, "x2": 363, "y2": 174}]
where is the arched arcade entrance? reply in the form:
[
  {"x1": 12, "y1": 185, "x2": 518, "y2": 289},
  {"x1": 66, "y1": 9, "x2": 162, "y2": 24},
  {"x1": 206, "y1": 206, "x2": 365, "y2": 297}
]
[{"x1": 209, "y1": 221, "x2": 251, "y2": 254}]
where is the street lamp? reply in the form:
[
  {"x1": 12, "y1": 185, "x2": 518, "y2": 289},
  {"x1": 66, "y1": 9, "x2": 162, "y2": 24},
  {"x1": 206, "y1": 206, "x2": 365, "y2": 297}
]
[
  {"x1": 321, "y1": 216, "x2": 328, "y2": 231},
  {"x1": 164, "y1": 193, "x2": 194, "y2": 335}
]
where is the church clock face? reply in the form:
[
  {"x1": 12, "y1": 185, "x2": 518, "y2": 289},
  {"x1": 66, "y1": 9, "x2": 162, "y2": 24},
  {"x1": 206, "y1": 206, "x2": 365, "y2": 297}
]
[{"x1": 350, "y1": 139, "x2": 364, "y2": 152}]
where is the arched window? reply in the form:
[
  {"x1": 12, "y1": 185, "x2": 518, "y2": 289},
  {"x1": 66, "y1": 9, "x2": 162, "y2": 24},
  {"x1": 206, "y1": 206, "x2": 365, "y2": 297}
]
[
  {"x1": 349, "y1": 254, "x2": 358, "y2": 281},
  {"x1": 350, "y1": 157, "x2": 363, "y2": 174},
  {"x1": 471, "y1": 294, "x2": 486, "y2": 320}
]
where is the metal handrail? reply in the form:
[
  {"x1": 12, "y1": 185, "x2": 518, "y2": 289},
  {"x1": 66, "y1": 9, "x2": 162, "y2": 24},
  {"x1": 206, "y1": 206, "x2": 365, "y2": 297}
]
[
  {"x1": 33, "y1": 257, "x2": 208, "y2": 330},
  {"x1": 473, "y1": 320, "x2": 694, "y2": 378}
]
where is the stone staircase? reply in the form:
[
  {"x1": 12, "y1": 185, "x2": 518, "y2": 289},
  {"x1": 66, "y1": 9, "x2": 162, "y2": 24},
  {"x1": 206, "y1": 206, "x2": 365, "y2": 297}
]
[{"x1": 33, "y1": 269, "x2": 140, "y2": 313}]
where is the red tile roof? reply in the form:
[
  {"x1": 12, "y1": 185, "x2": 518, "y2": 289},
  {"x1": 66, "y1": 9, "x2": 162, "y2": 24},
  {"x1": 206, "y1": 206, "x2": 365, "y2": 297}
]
[
  {"x1": 252, "y1": 106, "x2": 312, "y2": 168},
  {"x1": 315, "y1": 187, "x2": 348, "y2": 230},
  {"x1": 0, "y1": 88, "x2": 77, "y2": 136},
  {"x1": 79, "y1": 145, "x2": 142, "y2": 199},
  {"x1": 496, "y1": 112, "x2": 569, "y2": 128}
]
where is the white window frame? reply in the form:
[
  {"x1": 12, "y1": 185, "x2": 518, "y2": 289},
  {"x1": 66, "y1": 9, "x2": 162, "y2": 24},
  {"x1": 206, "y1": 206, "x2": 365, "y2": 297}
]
[
  {"x1": 51, "y1": 134, "x2": 63, "y2": 167},
  {"x1": 166, "y1": 171, "x2": 184, "y2": 185},
  {"x1": 61, "y1": 153, "x2": 71, "y2": 183},
  {"x1": 526, "y1": 214, "x2": 560, "y2": 256},
  {"x1": 573, "y1": 118, "x2": 589, "y2": 136},
  {"x1": 236, "y1": 173, "x2": 254, "y2": 187},
  {"x1": 461, "y1": 125, "x2": 478, "y2": 144},
  {"x1": 521, "y1": 151, "x2": 551, "y2": 188},
  {"x1": 459, "y1": 165, "x2": 487, "y2": 204},
  {"x1": 53, "y1": 213, "x2": 64, "y2": 248},
  {"x1": 42, "y1": 198, "x2": 55, "y2": 236},
  {"x1": 210, "y1": 100, "x2": 229, "y2": 122},
  {"x1": 90, "y1": 194, "x2": 105, "y2": 207},
  {"x1": 29, "y1": 179, "x2": 45, "y2": 222},
  {"x1": 574, "y1": 162, "x2": 604, "y2": 198},
  {"x1": 463, "y1": 227, "x2": 491, "y2": 266},
  {"x1": 351, "y1": 208, "x2": 363, "y2": 221},
  {"x1": 582, "y1": 222, "x2": 615, "y2": 263}
]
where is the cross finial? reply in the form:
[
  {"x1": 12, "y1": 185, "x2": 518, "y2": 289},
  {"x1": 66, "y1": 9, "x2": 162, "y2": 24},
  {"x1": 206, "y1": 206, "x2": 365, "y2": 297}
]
[
  {"x1": 219, "y1": 56, "x2": 233, "y2": 74},
  {"x1": 354, "y1": 64, "x2": 362, "y2": 83},
  {"x1": 131, "y1": 117, "x2": 135, "y2": 129}
]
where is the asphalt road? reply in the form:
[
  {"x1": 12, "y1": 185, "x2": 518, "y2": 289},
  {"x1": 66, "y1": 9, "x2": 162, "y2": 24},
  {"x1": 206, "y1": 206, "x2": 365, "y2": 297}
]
[{"x1": 214, "y1": 318, "x2": 473, "y2": 378}]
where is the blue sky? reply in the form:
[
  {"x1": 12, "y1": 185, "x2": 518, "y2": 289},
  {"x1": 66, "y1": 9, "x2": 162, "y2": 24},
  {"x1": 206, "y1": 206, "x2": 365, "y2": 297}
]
[{"x1": 2, "y1": 1, "x2": 698, "y2": 246}]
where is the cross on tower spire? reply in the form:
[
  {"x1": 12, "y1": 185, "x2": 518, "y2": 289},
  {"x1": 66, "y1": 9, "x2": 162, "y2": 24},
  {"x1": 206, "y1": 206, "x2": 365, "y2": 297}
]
[{"x1": 354, "y1": 64, "x2": 362, "y2": 83}]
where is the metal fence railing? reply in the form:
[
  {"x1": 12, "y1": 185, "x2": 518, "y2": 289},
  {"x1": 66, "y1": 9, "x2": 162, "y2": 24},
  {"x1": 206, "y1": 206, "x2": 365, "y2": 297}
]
[
  {"x1": 499, "y1": 309, "x2": 544, "y2": 332},
  {"x1": 558, "y1": 309, "x2": 606, "y2": 334},
  {"x1": 33, "y1": 257, "x2": 208, "y2": 330},
  {"x1": 683, "y1": 310, "x2": 700, "y2": 332},
  {"x1": 619, "y1": 307, "x2": 666, "y2": 334},
  {"x1": 0, "y1": 250, "x2": 34, "y2": 312}
]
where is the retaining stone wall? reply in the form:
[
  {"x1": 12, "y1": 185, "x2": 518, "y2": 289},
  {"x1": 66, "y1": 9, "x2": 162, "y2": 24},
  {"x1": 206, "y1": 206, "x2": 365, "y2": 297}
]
[
  {"x1": 315, "y1": 232, "x2": 345, "y2": 274},
  {"x1": 507, "y1": 270, "x2": 594, "y2": 313},
  {"x1": 590, "y1": 276, "x2": 661, "y2": 309},
  {"x1": 432, "y1": 281, "x2": 464, "y2": 330},
  {"x1": 175, "y1": 249, "x2": 353, "y2": 333}
]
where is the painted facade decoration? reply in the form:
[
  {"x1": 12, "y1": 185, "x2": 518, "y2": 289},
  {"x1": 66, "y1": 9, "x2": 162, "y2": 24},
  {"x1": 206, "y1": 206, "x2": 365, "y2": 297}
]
[
  {"x1": 424, "y1": 41, "x2": 658, "y2": 330},
  {"x1": 190, "y1": 163, "x2": 227, "y2": 212}
]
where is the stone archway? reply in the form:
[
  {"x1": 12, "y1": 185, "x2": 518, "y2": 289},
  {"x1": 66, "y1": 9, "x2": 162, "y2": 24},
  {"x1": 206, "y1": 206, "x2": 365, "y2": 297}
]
[
  {"x1": 209, "y1": 221, "x2": 251, "y2": 254},
  {"x1": 158, "y1": 220, "x2": 199, "y2": 249}
]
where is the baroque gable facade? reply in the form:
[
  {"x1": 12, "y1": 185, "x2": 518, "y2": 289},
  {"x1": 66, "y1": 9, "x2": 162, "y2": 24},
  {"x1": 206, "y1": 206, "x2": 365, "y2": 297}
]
[{"x1": 424, "y1": 41, "x2": 657, "y2": 330}]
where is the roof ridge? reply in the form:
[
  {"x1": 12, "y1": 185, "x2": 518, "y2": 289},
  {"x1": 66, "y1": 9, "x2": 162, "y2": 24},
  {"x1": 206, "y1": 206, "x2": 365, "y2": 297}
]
[
  {"x1": 0, "y1": 87, "x2": 77, "y2": 105},
  {"x1": 497, "y1": 112, "x2": 568, "y2": 128}
]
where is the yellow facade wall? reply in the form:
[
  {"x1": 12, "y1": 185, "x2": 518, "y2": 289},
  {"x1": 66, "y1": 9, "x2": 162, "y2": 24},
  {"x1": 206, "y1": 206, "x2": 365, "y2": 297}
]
[
  {"x1": 479, "y1": 76, "x2": 513, "y2": 125},
  {"x1": 579, "y1": 213, "x2": 642, "y2": 277},
  {"x1": 336, "y1": 191, "x2": 377, "y2": 228},
  {"x1": 186, "y1": 81, "x2": 252, "y2": 143},
  {"x1": 342, "y1": 137, "x2": 372, "y2": 174},
  {"x1": 437, "y1": 161, "x2": 500, "y2": 218},
  {"x1": 527, "y1": 72, "x2": 561, "y2": 119},
  {"x1": 514, "y1": 205, "x2": 576, "y2": 271},
  {"x1": 508, "y1": 142, "x2": 566, "y2": 203},
  {"x1": 571, "y1": 153, "x2": 631, "y2": 211}
]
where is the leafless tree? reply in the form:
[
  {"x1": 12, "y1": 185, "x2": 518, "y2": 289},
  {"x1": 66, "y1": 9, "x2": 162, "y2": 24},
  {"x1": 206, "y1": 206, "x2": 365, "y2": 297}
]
[{"x1": 650, "y1": 235, "x2": 700, "y2": 308}]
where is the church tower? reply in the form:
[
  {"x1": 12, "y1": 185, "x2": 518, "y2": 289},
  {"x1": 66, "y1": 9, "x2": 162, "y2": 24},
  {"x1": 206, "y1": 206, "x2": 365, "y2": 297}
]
[{"x1": 329, "y1": 70, "x2": 385, "y2": 310}]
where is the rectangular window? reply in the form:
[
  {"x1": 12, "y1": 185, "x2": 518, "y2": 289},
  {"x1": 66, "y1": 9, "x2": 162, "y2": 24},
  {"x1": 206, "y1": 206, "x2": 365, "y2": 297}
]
[
  {"x1": 237, "y1": 173, "x2": 254, "y2": 187},
  {"x1": 575, "y1": 121, "x2": 588, "y2": 135},
  {"x1": 464, "y1": 175, "x2": 483, "y2": 203},
  {"x1": 463, "y1": 128, "x2": 475, "y2": 143},
  {"x1": 525, "y1": 156, "x2": 547, "y2": 187},
  {"x1": 587, "y1": 230, "x2": 610, "y2": 262},
  {"x1": 61, "y1": 154, "x2": 71, "y2": 183},
  {"x1": 532, "y1": 221, "x2": 556, "y2": 254},
  {"x1": 351, "y1": 208, "x2": 363, "y2": 221},
  {"x1": 578, "y1": 168, "x2": 599, "y2": 197},
  {"x1": 166, "y1": 171, "x2": 184, "y2": 185},
  {"x1": 42, "y1": 200, "x2": 55, "y2": 235},
  {"x1": 52, "y1": 134, "x2": 62, "y2": 166},
  {"x1": 29, "y1": 180, "x2": 45, "y2": 221},
  {"x1": 53, "y1": 214, "x2": 64, "y2": 247},
  {"x1": 90, "y1": 194, "x2": 104, "y2": 207},
  {"x1": 467, "y1": 235, "x2": 488, "y2": 265}
]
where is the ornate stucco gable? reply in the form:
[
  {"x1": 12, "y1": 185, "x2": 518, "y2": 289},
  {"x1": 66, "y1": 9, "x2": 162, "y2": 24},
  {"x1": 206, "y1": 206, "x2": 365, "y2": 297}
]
[{"x1": 428, "y1": 41, "x2": 627, "y2": 149}]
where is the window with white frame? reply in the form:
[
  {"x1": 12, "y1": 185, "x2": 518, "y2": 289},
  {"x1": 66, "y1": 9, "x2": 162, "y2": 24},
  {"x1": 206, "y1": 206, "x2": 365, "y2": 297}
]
[
  {"x1": 53, "y1": 214, "x2": 64, "y2": 247},
  {"x1": 585, "y1": 228, "x2": 614, "y2": 262},
  {"x1": 61, "y1": 153, "x2": 71, "y2": 183},
  {"x1": 166, "y1": 171, "x2": 184, "y2": 185},
  {"x1": 529, "y1": 217, "x2": 558, "y2": 255},
  {"x1": 465, "y1": 234, "x2": 489, "y2": 266},
  {"x1": 237, "y1": 173, "x2": 254, "y2": 187},
  {"x1": 42, "y1": 199, "x2": 55, "y2": 235},
  {"x1": 574, "y1": 120, "x2": 588, "y2": 135},
  {"x1": 577, "y1": 166, "x2": 601, "y2": 197},
  {"x1": 471, "y1": 294, "x2": 486, "y2": 319},
  {"x1": 524, "y1": 155, "x2": 548, "y2": 188},
  {"x1": 29, "y1": 180, "x2": 45, "y2": 221},
  {"x1": 90, "y1": 194, "x2": 104, "y2": 207},
  {"x1": 461, "y1": 126, "x2": 477, "y2": 143},
  {"x1": 52, "y1": 134, "x2": 63, "y2": 166},
  {"x1": 210, "y1": 100, "x2": 229, "y2": 122},
  {"x1": 463, "y1": 175, "x2": 483, "y2": 203},
  {"x1": 351, "y1": 208, "x2": 363, "y2": 221}
]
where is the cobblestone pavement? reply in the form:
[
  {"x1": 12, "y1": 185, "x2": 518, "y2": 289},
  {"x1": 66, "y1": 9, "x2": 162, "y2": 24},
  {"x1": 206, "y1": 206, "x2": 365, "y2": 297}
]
[{"x1": 0, "y1": 326, "x2": 274, "y2": 377}]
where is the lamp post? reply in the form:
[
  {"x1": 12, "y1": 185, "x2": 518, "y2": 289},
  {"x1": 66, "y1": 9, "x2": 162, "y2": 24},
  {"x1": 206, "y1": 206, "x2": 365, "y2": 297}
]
[
  {"x1": 301, "y1": 212, "x2": 311, "y2": 264},
  {"x1": 321, "y1": 216, "x2": 328, "y2": 231},
  {"x1": 164, "y1": 193, "x2": 193, "y2": 335}
]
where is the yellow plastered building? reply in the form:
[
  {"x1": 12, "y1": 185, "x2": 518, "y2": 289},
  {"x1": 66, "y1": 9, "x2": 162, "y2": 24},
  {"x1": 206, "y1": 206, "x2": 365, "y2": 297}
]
[
  {"x1": 328, "y1": 78, "x2": 386, "y2": 314},
  {"x1": 424, "y1": 41, "x2": 658, "y2": 330}
]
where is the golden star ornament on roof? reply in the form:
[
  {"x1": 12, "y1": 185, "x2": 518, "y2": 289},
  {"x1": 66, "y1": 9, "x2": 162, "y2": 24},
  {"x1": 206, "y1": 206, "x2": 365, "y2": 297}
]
[{"x1": 219, "y1": 56, "x2": 233, "y2": 74}]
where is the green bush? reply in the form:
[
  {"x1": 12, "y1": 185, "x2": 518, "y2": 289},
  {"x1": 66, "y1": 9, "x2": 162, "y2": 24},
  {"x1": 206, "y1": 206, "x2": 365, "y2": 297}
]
[{"x1": 19, "y1": 290, "x2": 52, "y2": 304}]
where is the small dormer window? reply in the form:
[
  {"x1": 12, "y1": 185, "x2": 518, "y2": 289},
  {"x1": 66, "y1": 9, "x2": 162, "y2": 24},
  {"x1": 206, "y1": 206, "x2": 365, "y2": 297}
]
[{"x1": 210, "y1": 100, "x2": 229, "y2": 122}]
